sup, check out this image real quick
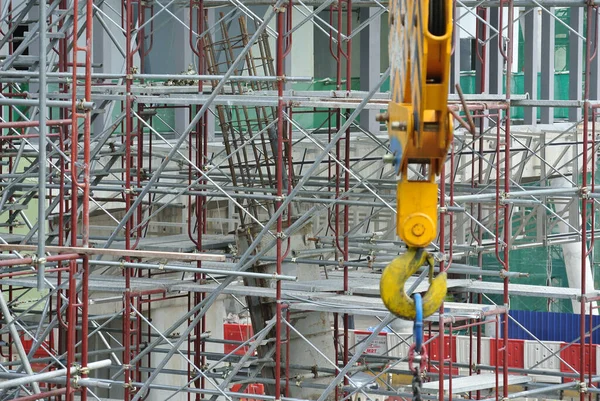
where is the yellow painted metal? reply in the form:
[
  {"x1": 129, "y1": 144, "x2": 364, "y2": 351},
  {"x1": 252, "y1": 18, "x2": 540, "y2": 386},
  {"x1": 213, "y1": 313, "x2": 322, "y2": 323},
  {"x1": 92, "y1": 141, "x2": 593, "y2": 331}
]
[
  {"x1": 378, "y1": 0, "x2": 454, "y2": 319},
  {"x1": 380, "y1": 248, "x2": 447, "y2": 320},
  {"x1": 387, "y1": 0, "x2": 454, "y2": 246},
  {"x1": 397, "y1": 181, "x2": 438, "y2": 248}
]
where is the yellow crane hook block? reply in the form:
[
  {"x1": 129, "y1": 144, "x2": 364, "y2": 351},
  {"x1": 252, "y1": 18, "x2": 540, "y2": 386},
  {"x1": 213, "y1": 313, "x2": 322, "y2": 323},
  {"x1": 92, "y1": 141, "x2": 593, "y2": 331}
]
[
  {"x1": 380, "y1": 248, "x2": 447, "y2": 320},
  {"x1": 378, "y1": 0, "x2": 453, "y2": 320},
  {"x1": 382, "y1": 0, "x2": 454, "y2": 248}
]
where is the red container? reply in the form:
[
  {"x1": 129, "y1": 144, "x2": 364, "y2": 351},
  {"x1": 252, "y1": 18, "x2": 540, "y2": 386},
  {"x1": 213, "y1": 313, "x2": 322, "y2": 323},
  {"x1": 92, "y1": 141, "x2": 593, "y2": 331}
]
[
  {"x1": 423, "y1": 333, "x2": 458, "y2": 375},
  {"x1": 20, "y1": 334, "x2": 55, "y2": 389},
  {"x1": 20, "y1": 335, "x2": 52, "y2": 371},
  {"x1": 224, "y1": 323, "x2": 254, "y2": 356},
  {"x1": 231, "y1": 383, "x2": 265, "y2": 401},
  {"x1": 489, "y1": 338, "x2": 525, "y2": 369},
  {"x1": 559, "y1": 343, "x2": 597, "y2": 382}
]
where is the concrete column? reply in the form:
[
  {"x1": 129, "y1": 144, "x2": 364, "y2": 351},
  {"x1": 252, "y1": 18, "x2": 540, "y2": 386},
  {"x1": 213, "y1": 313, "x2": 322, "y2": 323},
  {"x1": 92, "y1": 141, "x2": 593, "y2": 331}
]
[
  {"x1": 26, "y1": 5, "x2": 39, "y2": 92},
  {"x1": 266, "y1": 6, "x2": 311, "y2": 88},
  {"x1": 475, "y1": 8, "x2": 489, "y2": 94},
  {"x1": 143, "y1": 7, "x2": 193, "y2": 135},
  {"x1": 284, "y1": 50, "x2": 293, "y2": 91},
  {"x1": 450, "y1": 41, "x2": 460, "y2": 93},
  {"x1": 540, "y1": 7, "x2": 555, "y2": 123},
  {"x1": 569, "y1": 7, "x2": 583, "y2": 122},
  {"x1": 236, "y1": 221, "x2": 334, "y2": 401},
  {"x1": 488, "y1": 7, "x2": 502, "y2": 95},
  {"x1": 93, "y1": 0, "x2": 126, "y2": 75},
  {"x1": 590, "y1": 7, "x2": 600, "y2": 100},
  {"x1": 314, "y1": 10, "x2": 335, "y2": 78},
  {"x1": 450, "y1": 9, "x2": 461, "y2": 94},
  {"x1": 142, "y1": 8, "x2": 192, "y2": 73},
  {"x1": 523, "y1": 8, "x2": 540, "y2": 125},
  {"x1": 205, "y1": 7, "x2": 217, "y2": 141},
  {"x1": 92, "y1": 0, "x2": 127, "y2": 136},
  {"x1": 359, "y1": 7, "x2": 381, "y2": 134},
  {"x1": 0, "y1": 0, "x2": 8, "y2": 55},
  {"x1": 0, "y1": 28, "x2": 6, "y2": 57},
  {"x1": 147, "y1": 296, "x2": 228, "y2": 401}
]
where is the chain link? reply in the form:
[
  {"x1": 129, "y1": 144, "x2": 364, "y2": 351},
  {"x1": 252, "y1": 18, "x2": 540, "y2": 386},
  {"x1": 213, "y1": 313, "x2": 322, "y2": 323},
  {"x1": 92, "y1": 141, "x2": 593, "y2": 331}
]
[{"x1": 412, "y1": 366, "x2": 423, "y2": 401}]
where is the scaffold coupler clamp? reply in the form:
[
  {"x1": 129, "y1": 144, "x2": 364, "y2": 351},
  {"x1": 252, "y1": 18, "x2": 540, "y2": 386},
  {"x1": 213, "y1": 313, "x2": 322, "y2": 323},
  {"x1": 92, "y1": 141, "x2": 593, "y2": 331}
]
[{"x1": 408, "y1": 293, "x2": 427, "y2": 401}]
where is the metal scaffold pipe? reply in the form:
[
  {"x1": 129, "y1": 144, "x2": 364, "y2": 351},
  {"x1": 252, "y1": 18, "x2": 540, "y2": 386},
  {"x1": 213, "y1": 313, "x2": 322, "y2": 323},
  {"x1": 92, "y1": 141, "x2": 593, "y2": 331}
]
[
  {"x1": 37, "y1": 0, "x2": 47, "y2": 291},
  {"x1": 0, "y1": 98, "x2": 94, "y2": 109},
  {"x1": 12, "y1": 388, "x2": 67, "y2": 401},
  {"x1": 3, "y1": 0, "x2": 600, "y2": 398},
  {"x1": 0, "y1": 290, "x2": 41, "y2": 394},
  {"x1": 0, "y1": 244, "x2": 226, "y2": 262},
  {"x1": 450, "y1": 186, "x2": 581, "y2": 202},
  {"x1": 0, "y1": 372, "x2": 112, "y2": 389},
  {"x1": 0, "y1": 359, "x2": 112, "y2": 390},
  {"x1": 89, "y1": 259, "x2": 298, "y2": 281},
  {"x1": 0, "y1": 70, "x2": 314, "y2": 82}
]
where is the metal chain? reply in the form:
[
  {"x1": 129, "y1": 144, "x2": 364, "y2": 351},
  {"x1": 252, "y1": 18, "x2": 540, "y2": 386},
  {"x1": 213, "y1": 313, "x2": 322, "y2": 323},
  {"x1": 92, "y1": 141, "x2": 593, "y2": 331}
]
[{"x1": 412, "y1": 366, "x2": 423, "y2": 401}]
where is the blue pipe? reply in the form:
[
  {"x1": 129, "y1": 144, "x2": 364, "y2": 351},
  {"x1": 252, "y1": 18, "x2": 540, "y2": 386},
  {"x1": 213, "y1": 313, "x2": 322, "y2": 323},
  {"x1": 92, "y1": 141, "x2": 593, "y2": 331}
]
[{"x1": 413, "y1": 293, "x2": 423, "y2": 351}]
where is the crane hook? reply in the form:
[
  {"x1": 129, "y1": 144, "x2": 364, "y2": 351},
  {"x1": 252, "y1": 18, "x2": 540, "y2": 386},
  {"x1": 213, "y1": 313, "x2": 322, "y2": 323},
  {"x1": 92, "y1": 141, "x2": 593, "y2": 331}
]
[{"x1": 379, "y1": 247, "x2": 447, "y2": 320}]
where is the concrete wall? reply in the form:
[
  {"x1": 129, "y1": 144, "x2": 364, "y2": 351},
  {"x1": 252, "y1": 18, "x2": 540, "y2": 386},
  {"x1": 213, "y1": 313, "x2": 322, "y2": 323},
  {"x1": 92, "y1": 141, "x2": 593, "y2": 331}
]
[{"x1": 87, "y1": 291, "x2": 228, "y2": 401}]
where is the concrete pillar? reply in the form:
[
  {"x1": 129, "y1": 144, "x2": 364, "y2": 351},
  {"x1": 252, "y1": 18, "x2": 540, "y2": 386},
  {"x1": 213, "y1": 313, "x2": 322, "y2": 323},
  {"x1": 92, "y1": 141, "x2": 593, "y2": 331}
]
[
  {"x1": 142, "y1": 8, "x2": 192, "y2": 74},
  {"x1": 93, "y1": 0, "x2": 126, "y2": 75},
  {"x1": 359, "y1": 7, "x2": 381, "y2": 134},
  {"x1": 284, "y1": 8, "x2": 313, "y2": 90},
  {"x1": 488, "y1": 7, "x2": 502, "y2": 95},
  {"x1": 450, "y1": 11, "x2": 461, "y2": 94},
  {"x1": 475, "y1": 8, "x2": 489, "y2": 94},
  {"x1": 205, "y1": 7, "x2": 217, "y2": 141},
  {"x1": 92, "y1": 0, "x2": 127, "y2": 136},
  {"x1": 26, "y1": 5, "x2": 39, "y2": 92},
  {"x1": 569, "y1": 7, "x2": 583, "y2": 122},
  {"x1": 313, "y1": 10, "x2": 338, "y2": 79},
  {"x1": 143, "y1": 7, "x2": 193, "y2": 135},
  {"x1": 540, "y1": 7, "x2": 555, "y2": 124},
  {"x1": 590, "y1": 7, "x2": 600, "y2": 100},
  {"x1": 236, "y1": 220, "x2": 334, "y2": 400},
  {"x1": 523, "y1": 8, "x2": 540, "y2": 125},
  {"x1": 266, "y1": 6, "x2": 312, "y2": 83},
  {"x1": 146, "y1": 296, "x2": 228, "y2": 401}
]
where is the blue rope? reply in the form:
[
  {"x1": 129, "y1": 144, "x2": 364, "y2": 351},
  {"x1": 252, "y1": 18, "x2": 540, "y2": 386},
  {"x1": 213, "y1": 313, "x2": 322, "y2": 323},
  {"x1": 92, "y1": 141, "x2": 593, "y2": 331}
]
[{"x1": 413, "y1": 293, "x2": 423, "y2": 351}]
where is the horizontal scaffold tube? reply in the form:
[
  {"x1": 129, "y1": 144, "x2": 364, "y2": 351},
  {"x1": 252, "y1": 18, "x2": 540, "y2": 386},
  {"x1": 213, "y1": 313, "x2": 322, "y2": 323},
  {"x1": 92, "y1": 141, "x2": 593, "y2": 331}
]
[{"x1": 0, "y1": 359, "x2": 112, "y2": 390}]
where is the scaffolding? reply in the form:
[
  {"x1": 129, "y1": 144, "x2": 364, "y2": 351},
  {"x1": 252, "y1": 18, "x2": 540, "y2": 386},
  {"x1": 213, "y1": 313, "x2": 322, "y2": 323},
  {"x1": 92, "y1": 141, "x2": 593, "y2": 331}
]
[{"x1": 1, "y1": 0, "x2": 600, "y2": 400}]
